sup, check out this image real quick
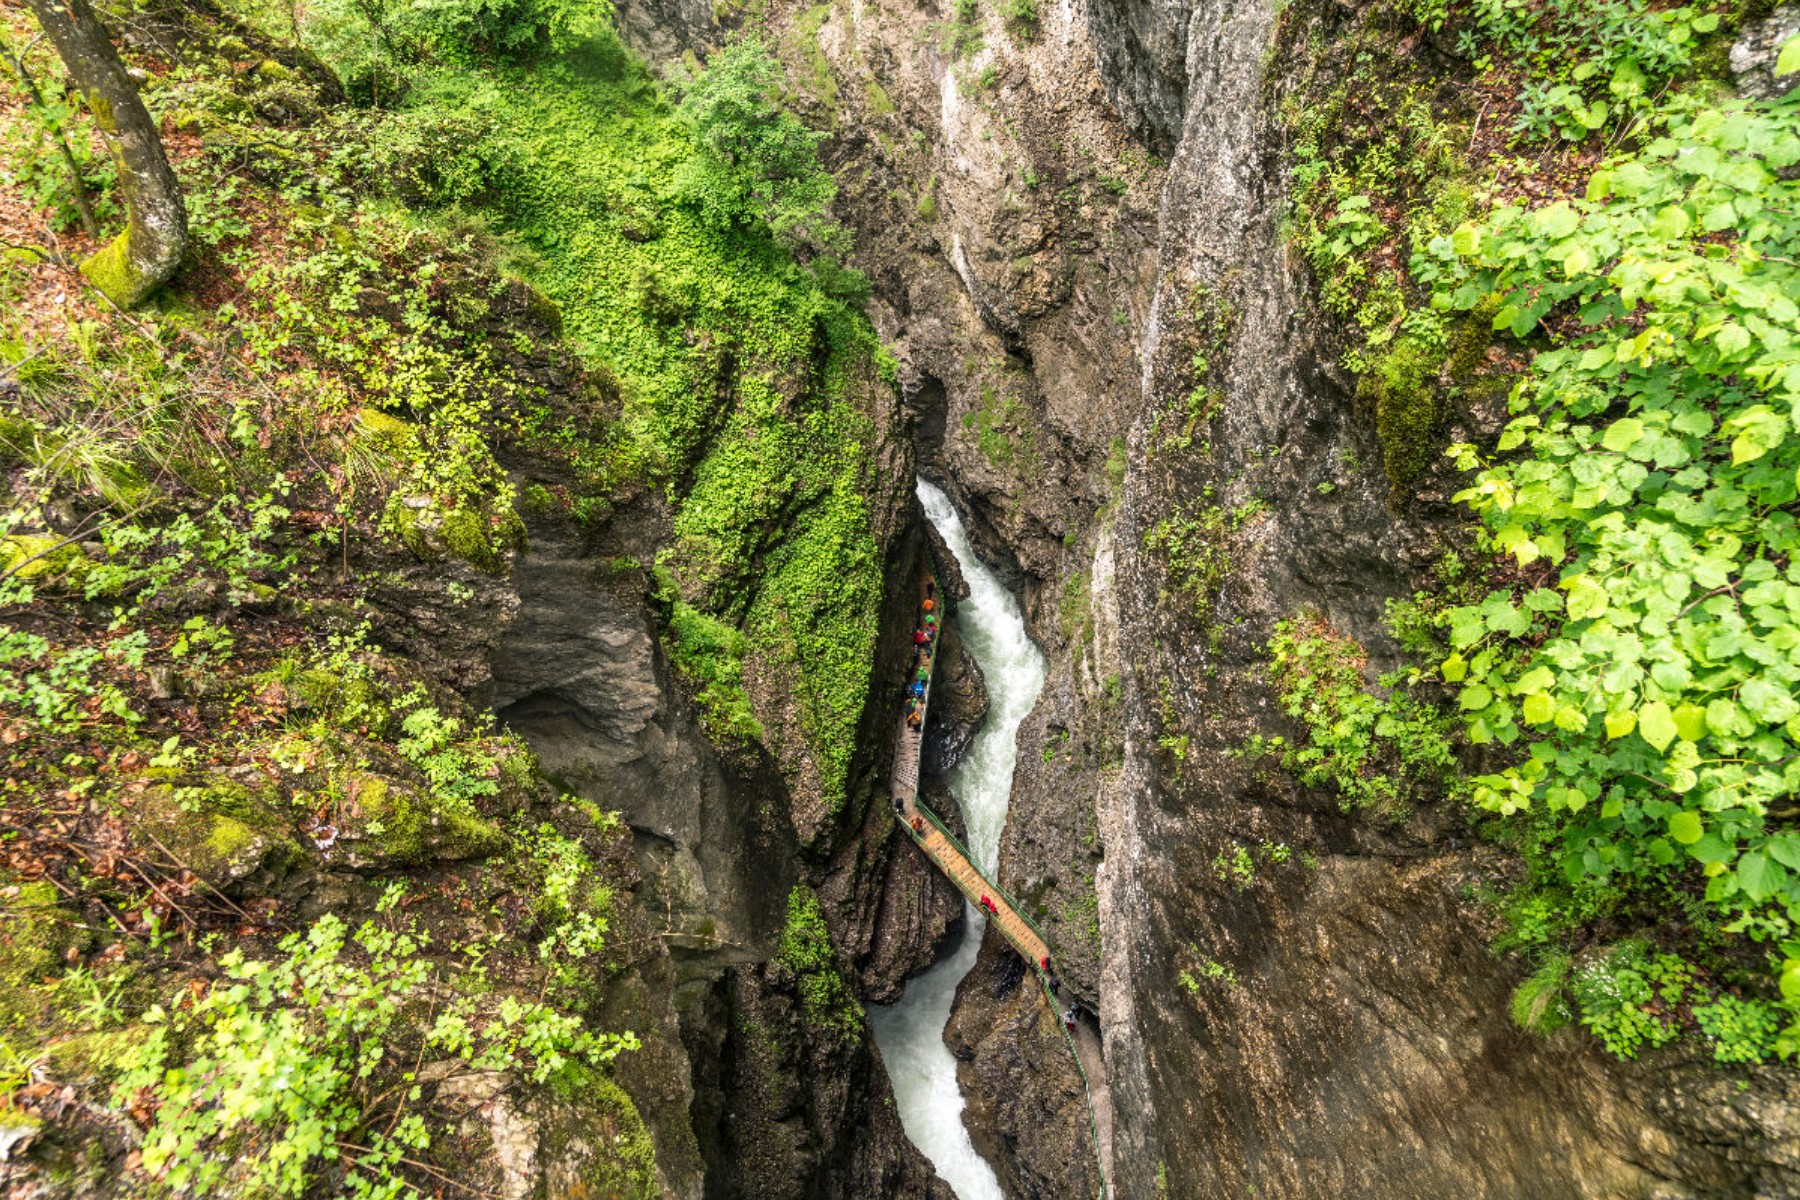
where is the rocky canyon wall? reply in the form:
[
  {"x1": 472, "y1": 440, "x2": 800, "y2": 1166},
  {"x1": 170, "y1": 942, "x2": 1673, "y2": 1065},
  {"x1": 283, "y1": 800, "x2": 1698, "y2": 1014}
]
[{"x1": 596, "y1": 0, "x2": 1800, "y2": 1195}]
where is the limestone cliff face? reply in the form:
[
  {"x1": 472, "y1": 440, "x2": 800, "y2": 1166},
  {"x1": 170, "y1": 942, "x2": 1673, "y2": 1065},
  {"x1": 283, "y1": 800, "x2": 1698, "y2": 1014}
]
[
  {"x1": 480, "y1": 482, "x2": 961, "y2": 1197},
  {"x1": 592, "y1": 0, "x2": 1800, "y2": 1196}
]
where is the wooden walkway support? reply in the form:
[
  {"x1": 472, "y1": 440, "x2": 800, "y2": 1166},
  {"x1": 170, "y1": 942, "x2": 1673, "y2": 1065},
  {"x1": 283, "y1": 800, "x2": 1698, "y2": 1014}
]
[{"x1": 889, "y1": 560, "x2": 1110, "y2": 1198}]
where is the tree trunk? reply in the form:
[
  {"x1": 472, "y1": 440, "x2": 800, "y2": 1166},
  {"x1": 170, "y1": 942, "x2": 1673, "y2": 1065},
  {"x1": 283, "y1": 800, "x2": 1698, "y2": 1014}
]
[{"x1": 24, "y1": 0, "x2": 186, "y2": 308}]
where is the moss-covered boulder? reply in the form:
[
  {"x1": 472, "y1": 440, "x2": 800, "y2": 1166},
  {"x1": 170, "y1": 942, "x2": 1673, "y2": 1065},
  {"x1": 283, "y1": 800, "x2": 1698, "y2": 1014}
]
[
  {"x1": 385, "y1": 494, "x2": 528, "y2": 575},
  {"x1": 534, "y1": 1067, "x2": 659, "y2": 1200},
  {"x1": 123, "y1": 779, "x2": 305, "y2": 891},
  {"x1": 0, "y1": 534, "x2": 87, "y2": 582},
  {"x1": 0, "y1": 880, "x2": 83, "y2": 1031},
  {"x1": 336, "y1": 773, "x2": 506, "y2": 868}
]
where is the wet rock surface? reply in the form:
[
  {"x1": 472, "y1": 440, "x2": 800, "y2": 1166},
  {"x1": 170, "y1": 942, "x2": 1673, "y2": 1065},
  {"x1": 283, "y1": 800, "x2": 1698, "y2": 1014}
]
[{"x1": 945, "y1": 933, "x2": 1104, "y2": 1200}]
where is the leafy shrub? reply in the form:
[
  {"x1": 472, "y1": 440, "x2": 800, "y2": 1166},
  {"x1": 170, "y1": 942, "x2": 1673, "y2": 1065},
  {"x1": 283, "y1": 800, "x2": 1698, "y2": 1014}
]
[
  {"x1": 1452, "y1": 0, "x2": 1721, "y2": 145},
  {"x1": 663, "y1": 597, "x2": 764, "y2": 742},
  {"x1": 297, "y1": 0, "x2": 611, "y2": 96},
  {"x1": 395, "y1": 697, "x2": 503, "y2": 803},
  {"x1": 1694, "y1": 994, "x2": 1782, "y2": 1064},
  {"x1": 674, "y1": 39, "x2": 839, "y2": 251},
  {"x1": 1510, "y1": 953, "x2": 1574, "y2": 1034},
  {"x1": 1421, "y1": 78, "x2": 1800, "y2": 1047},
  {"x1": 777, "y1": 888, "x2": 860, "y2": 1037},
  {"x1": 999, "y1": 0, "x2": 1038, "y2": 37},
  {"x1": 1251, "y1": 614, "x2": 1462, "y2": 818},
  {"x1": 116, "y1": 911, "x2": 635, "y2": 1197},
  {"x1": 1567, "y1": 943, "x2": 1686, "y2": 1058}
]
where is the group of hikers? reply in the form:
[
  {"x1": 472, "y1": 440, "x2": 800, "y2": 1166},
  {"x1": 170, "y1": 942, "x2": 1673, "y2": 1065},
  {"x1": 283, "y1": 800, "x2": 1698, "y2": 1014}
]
[
  {"x1": 903, "y1": 582, "x2": 939, "y2": 730},
  {"x1": 887, "y1": 586, "x2": 1090, "y2": 1035}
]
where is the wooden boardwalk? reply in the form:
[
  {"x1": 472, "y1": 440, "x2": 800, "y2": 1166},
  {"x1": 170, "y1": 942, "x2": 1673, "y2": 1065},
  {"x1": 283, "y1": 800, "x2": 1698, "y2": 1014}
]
[{"x1": 888, "y1": 566, "x2": 1109, "y2": 1197}]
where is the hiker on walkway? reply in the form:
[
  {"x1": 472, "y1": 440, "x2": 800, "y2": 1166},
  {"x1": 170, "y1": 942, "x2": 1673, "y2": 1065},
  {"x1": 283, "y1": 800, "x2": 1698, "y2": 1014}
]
[
  {"x1": 922, "y1": 597, "x2": 935, "y2": 615},
  {"x1": 906, "y1": 704, "x2": 923, "y2": 730},
  {"x1": 913, "y1": 628, "x2": 930, "y2": 647},
  {"x1": 908, "y1": 678, "x2": 925, "y2": 700},
  {"x1": 912, "y1": 815, "x2": 924, "y2": 834}
]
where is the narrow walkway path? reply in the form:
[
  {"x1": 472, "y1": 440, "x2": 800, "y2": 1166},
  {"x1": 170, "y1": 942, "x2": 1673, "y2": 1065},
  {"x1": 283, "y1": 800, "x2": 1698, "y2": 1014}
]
[{"x1": 889, "y1": 566, "x2": 1111, "y2": 1198}]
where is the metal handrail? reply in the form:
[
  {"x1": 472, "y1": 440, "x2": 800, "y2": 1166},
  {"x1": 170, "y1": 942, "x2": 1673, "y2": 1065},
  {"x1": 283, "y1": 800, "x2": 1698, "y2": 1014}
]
[{"x1": 909, "y1": 797, "x2": 1055, "y2": 955}]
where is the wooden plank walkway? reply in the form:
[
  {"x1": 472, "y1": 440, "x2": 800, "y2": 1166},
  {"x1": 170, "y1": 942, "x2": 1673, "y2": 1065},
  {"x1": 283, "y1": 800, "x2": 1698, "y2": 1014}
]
[{"x1": 887, "y1": 562, "x2": 1109, "y2": 1197}]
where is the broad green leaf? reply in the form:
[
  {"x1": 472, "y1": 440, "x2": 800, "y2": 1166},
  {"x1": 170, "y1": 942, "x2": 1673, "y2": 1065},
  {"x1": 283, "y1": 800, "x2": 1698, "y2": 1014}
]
[
  {"x1": 1701, "y1": 200, "x2": 1736, "y2": 232},
  {"x1": 1738, "y1": 851, "x2": 1784, "y2": 902},
  {"x1": 1639, "y1": 700, "x2": 1678, "y2": 752},
  {"x1": 1522, "y1": 692, "x2": 1556, "y2": 724},
  {"x1": 1460, "y1": 683, "x2": 1494, "y2": 711},
  {"x1": 1716, "y1": 323, "x2": 1751, "y2": 357},
  {"x1": 1652, "y1": 205, "x2": 1691, "y2": 239},
  {"x1": 1741, "y1": 678, "x2": 1799, "y2": 725},
  {"x1": 1672, "y1": 703, "x2": 1708, "y2": 742},
  {"x1": 1537, "y1": 203, "x2": 1581, "y2": 239},
  {"x1": 1514, "y1": 666, "x2": 1555, "y2": 694},
  {"x1": 1605, "y1": 710, "x2": 1637, "y2": 740},
  {"x1": 1601, "y1": 418, "x2": 1644, "y2": 452},
  {"x1": 1565, "y1": 575, "x2": 1610, "y2": 620},
  {"x1": 1768, "y1": 835, "x2": 1800, "y2": 871},
  {"x1": 1669, "y1": 809, "x2": 1703, "y2": 844},
  {"x1": 1778, "y1": 33, "x2": 1800, "y2": 77}
]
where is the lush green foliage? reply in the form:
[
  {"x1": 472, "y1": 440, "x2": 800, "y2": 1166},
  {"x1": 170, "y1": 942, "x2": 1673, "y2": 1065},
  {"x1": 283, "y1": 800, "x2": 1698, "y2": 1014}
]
[
  {"x1": 1415, "y1": 80, "x2": 1800, "y2": 1045},
  {"x1": 1247, "y1": 614, "x2": 1462, "y2": 819},
  {"x1": 673, "y1": 39, "x2": 839, "y2": 251},
  {"x1": 116, "y1": 908, "x2": 635, "y2": 1198},
  {"x1": 776, "y1": 887, "x2": 861, "y2": 1038},
  {"x1": 315, "y1": 23, "x2": 886, "y2": 811},
  {"x1": 660, "y1": 582, "x2": 765, "y2": 742},
  {"x1": 1453, "y1": 0, "x2": 1719, "y2": 144},
  {"x1": 293, "y1": 0, "x2": 612, "y2": 97}
]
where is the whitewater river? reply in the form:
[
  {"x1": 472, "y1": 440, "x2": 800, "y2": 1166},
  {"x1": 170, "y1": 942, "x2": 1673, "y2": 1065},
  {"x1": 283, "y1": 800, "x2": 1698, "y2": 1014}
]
[{"x1": 866, "y1": 478, "x2": 1048, "y2": 1200}]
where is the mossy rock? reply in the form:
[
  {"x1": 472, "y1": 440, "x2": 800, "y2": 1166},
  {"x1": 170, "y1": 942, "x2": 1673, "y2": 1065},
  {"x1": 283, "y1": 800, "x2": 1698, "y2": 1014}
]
[
  {"x1": 355, "y1": 407, "x2": 417, "y2": 455},
  {"x1": 42, "y1": 1027, "x2": 142, "y2": 1084},
  {"x1": 283, "y1": 667, "x2": 387, "y2": 729},
  {"x1": 0, "y1": 413, "x2": 36, "y2": 465},
  {"x1": 0, "y1": 879, "x2": 83, "y2": 1029},
  {"x1": 125, "y1": 780, "x2": 305, "y2": 891},
  {"x1": 534, "y1": 1067, "x2": 659, "y2": 1200},
  {"x1": 339, "y1": 774, "x2": 505, "y2": 868},
  {"x1": 386, "y1": 495, "x2": 527, "y2": 575},
  {"x1": 0, "y1": 534, "x2": 87, "y2": 583},
  {"x1": 513, "y1": 280, "x2": 566, "y2": 337}
]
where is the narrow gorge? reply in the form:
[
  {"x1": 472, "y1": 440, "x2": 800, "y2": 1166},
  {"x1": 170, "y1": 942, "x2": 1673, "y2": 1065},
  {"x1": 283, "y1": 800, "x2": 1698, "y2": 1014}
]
[{"x1": 2, "y1": 0, "x2": 1799, "y2": 1196}]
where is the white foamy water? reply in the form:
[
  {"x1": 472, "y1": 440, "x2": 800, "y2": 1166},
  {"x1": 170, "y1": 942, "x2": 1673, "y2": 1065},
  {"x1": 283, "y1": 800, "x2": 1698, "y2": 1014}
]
[{"x1": 866, "y1": 477, "x2": 1048, "y2": 1200}]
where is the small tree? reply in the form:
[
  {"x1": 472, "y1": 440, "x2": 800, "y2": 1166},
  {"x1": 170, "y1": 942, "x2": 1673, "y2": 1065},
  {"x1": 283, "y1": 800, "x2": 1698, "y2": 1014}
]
[{"x1": 25, "y1": 0, "x2": 186, "y2": 307}]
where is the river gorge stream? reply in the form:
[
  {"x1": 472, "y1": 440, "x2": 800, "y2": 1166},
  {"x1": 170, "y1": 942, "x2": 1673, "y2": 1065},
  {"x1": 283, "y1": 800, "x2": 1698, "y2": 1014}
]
[{"x1": 867, "y1": 478, "x2": 1049, "y2": 1199}]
